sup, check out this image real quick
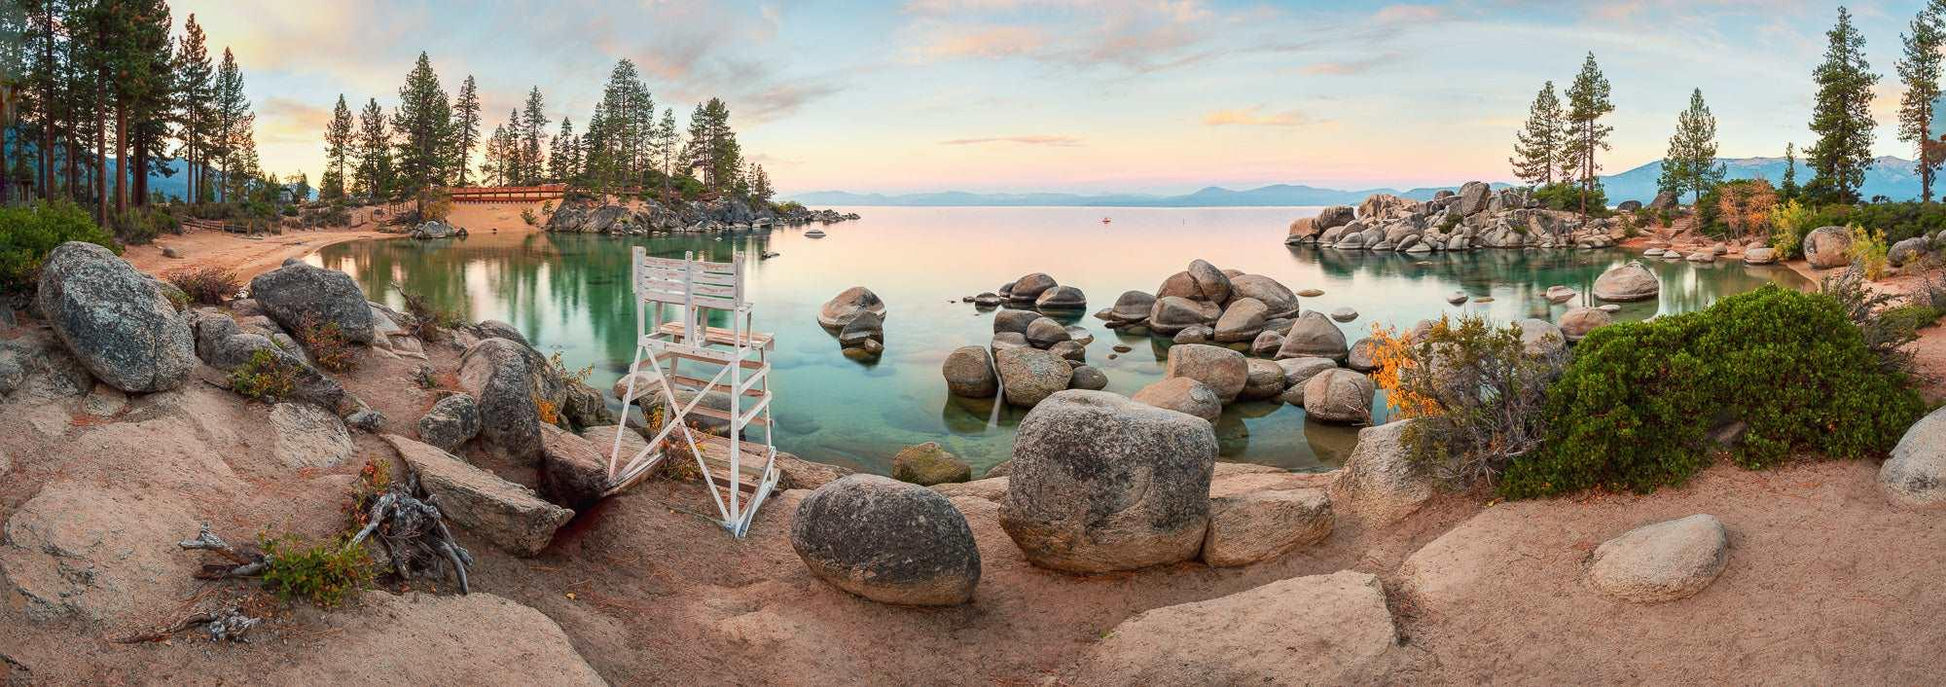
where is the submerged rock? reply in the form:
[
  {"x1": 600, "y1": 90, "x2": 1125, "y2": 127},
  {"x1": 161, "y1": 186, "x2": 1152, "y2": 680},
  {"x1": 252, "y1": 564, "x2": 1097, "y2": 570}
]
[
  {"x1": 792, "y1": 475, "x2": 981, "y2": 606},
  {"x1": 1592, "y1": 261, "x2": 1660, "y2": 301},
  {"x1": 994, "y1": 347, "x2": 1072, "y2": 407},
  {"x1": 1001, "y1": 390, "x2": 1217, "y2": 572},
  {"x1": 1587, "y1": 514, "x2": 1729, "y2": 603},
  {"x1": 892, "y1": 442, "x2": 972, "y2": 486},
  {"x1": 1302, "y1": 369, "x2": 1372, "y2": 424},
  {"x1": 941, "y1": 346, "x2": 998, "y2": 398},
  {"x1": 36, "y1": 242, "x2": 196, "y2": 393}
]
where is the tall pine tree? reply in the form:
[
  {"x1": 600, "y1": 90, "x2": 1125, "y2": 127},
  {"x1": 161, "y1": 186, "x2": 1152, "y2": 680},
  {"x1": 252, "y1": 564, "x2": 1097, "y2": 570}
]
[
  {"x1": 1509, "y1": 81, "x2": 1565, "y2": 186},
  {"x1": 449, "y1": 75, "x2": 479, "y2": 186},
  {"x1": 1897, "y1": 2, "x2": 1945, "y2": 202},
  {"x1": 1806, "y1": 6, "x2": 1879, "y2": 204},
  {"x1": 1562, "y1": 52, "x2": 1613, "y2": 214},
  {"x1": 519, "y1": 87, "x2": 547, "y2": 185},
  {"x1": 321, "y1": 94, "x2": 353, "y2": 200},
  {"x1": 391, "y1": 52, "x2": 451, "y2": 195},
  {"x1": 353, "y1": 98, "x2": 392, "y2": 198},
  {"x1": 1657, "y1": 89, "x2": 1725, "y2": 204}
]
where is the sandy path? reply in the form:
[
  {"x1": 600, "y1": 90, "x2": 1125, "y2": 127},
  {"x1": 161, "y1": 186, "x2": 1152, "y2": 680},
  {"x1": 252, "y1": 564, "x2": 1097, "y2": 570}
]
[{"x1": 124, "y1": 201, "x2": 549, "y2": 282}]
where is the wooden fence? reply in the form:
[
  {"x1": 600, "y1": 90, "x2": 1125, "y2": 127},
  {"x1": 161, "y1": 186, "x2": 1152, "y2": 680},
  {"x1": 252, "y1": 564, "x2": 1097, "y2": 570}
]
[{"x1": 446, "y1": 184, "x2": 567, "y2": 204}]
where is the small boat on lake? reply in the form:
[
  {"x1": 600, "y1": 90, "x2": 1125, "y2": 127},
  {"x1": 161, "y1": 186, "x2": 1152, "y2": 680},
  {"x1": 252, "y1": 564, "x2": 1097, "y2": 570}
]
[{"x1": 1101, "y1": 217, "x2": 1112, "y2": 224}]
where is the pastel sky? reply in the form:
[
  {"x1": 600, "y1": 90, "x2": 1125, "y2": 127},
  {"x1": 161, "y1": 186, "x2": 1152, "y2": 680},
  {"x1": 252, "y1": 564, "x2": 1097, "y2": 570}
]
[{"x1": 169, "y1": 0, "x2": 1929, "y2": 195}]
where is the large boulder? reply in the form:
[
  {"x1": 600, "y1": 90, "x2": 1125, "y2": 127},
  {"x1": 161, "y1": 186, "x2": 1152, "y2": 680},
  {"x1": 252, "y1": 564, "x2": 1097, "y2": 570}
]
[
  {"x1": 191, "y1": 311, "x2": 344, "y2": 408},
  {"x1": 836, "y1": 311, "x2": 884, "y2": 348},
  {"x1": 457, "y1": 337, "x2": 565, "y2": 464},
  {"x1": 0, "y1": 484, "x2": 198, "y2": 627},
  {"x1": 1023, "y1": 317, "x2": 1071, "y2": 348},
  {"x1": 1891, "y1": 236, "x2": 1932, "y2": 267},
  {"x1": 1131, "y1": 377, "x2": 1222, "y2": 422},
  {"x1": 1107, "y1": 291, "x2": 1156, "y2": 323},
  {"x1": 1333, "y1": 420, "x2": 1432, "y2": 524},
  {"x1": 1034, "y1": 285, "x2": 1086, "y2": 310},
  {"x1": 1275, "y1": 357, "x2": 1338, "y2": 405},
  {"x1": 472, "y1": 319, "x2": 529, "y2": 347},
  {"x1": 417, "y1": 393, "x2": 483, "y2": 451},
  {"x1": 892, "y1": 442, "x2": 972, "y2": 486},
  {"x1": 817, "y1": 286, "x2": 886, "y2": 328},
  {"x1": 537, "y1": 424, "x2": 609, "y2": 510},
  {"x1": 1147, "y1": 296, "x2": 1221, "y2": 334},
  {"x1": 35, "y1": 242, "x2": 195, "y2": 392},
  {"x1": 1078, "y1": 571, "x2": 1400, "y2": 685},
  {"x1": 1558, "y1": 306, "x2": 1613, "y2": 343},
  {"x1": 1302, "y1": 368, "x2": 1373, "y2": 424},
  {"x1": 1647, "y1": 190, "x2": 1679, "y2": 212},
  {"x1": 1513, "y1": 318, "x2": 1566, "y2": 357},
  {"x1": 1006, "y1": 273, "x2": 1058, "y2": 302},
  {"x1": 992, "y1": 308, "x2": 1041, "y2": 335},
  {"x1": 1316, "y1": 205, "x2": 1355, "y2": 229},
  {"x1": 1743, "y1": 246, "x2": 1778, "y2": 265},
  {"x1": 1880, "y1": 406, "x2": 1946, "y2": 507},
  {"x1": 248, "y1": 259, "x2": 376, "y2": 343},
  {"x1": 1185, "y1": 259, "x2": 1232, "y2": 304},
  {"x1": 941, "y1": 346, "x2": 997, "y2": 397},
  {"x1": 384, "y1": 434, "x2": 573, "y2": 555},
  {"x1": 994, "y1": 347, "x2": 1072, "y2": 407},
  {"x1": 1000, "y1": 390, "x2": 1217, "y2": 572},
  {"x1": 1592, "y1": 261, "x2": 1661, "y2": 302},
  {"x1": 1227, "y1": 274, "x2": 1299, "y2": 317},
  {"x1": 260, "y1": 591, "x2": 607, "y2": 685},
  {"x1": 1201, "y1": 480, "x2": 1333, "y2": 567},
  {"x1": 1164, "y1": 343, "x2": 1247, "y2": 403},
  {"x1": 1456, "y1": 181, "x2": 1491, "y2": 215},
  {"x1": 269, "y1": 402, "x2": 354, "y2": 469},
  {"x1": 1239, "y1": 358, "x2": 1287, "y2": 401},
  {"x1": 1276, "y1": 311, "x2": 1349, "y2": 361},
  {"x1": 791, "y1": 475, "x2": 981, "y2": 606},
  {"x1": 1586, "y1": 514, "x2": 1730, "y2": 603},
  {"x1": 1285, "y1": 217, "x2": 1319, "y2": 244},
  {"x1": 1803, "y1": 226, "x2": 1853, "y2": 269},
  {"x1": 1212, "y1": 298, "x2": 1268, "y2": 343}
]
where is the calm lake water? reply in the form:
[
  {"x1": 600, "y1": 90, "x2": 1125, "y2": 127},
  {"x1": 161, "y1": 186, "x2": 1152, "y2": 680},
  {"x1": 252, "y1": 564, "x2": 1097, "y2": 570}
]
[{"x1": 309, "y1": 206, "x2": 1806, "y2": 476}]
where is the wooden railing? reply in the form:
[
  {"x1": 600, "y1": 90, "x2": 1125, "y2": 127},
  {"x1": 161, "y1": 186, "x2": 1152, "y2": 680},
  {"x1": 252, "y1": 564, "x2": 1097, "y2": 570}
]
[{"x1": 446, "y1": 184, "x2": 568, "y2": 204}]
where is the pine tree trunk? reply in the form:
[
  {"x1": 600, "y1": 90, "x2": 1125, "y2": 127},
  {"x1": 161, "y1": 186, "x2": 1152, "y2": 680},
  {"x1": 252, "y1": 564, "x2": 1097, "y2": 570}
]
[
  {"x1": 114, "y1": 103, "x2": 126, "y2": 215},
  {"x1": 133, "y1": 139, "x2": 149, "y2": 206},
  {"x1": 96, "y1": 104, "x2": 107, "y2": 222}
]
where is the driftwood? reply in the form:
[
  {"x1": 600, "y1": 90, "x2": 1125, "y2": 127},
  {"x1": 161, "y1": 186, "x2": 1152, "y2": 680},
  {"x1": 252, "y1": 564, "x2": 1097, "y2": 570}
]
[
  {"x1": 176, "y1": 473, "x2": 474, "y2": 595},
  {"x1": 114, "y1": 606, "x2": 262, "y2": 644}
]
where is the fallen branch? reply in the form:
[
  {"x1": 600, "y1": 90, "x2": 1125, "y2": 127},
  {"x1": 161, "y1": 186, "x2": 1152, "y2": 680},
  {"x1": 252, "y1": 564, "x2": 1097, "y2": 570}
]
[{"x1": 114, "y1": 607, "x2": 261, "y2": 644}]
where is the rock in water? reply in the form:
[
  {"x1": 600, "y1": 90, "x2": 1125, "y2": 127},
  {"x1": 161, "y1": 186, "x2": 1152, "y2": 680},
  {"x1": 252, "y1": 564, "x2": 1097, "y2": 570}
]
[
  {"x1": 1034, "y1": 285, "x2": 1086, "y2": 310},
  {"x1": 1880, "y1": 406, "x2": 1946, "y2": 507},
  {"x1": 1185, "y1": 259, "x2": 1232, "y2": 303},
  {"x1": 34, "y1": 242, "x2": 195, "y2": 392},
  {"x1": 1108, "y1": 291, "x2": 1156, "y2": 323},
  {"x1": 817, "y1": 286, "x2": 886, "y2": 328},
  {"x1": 458, "y1": 337, "x2": 565, "y2": 464},
  {"x1": 248, "y1": 260, "x2": 377, "y2": 343},
  {"x1": 1000, "y1": 390, "x2": 1217, "y2": 572},
  {"x1": 994, "y1": 347, "x2": 1072, "y2": 407},
  {"x1": 1558, "y1": 306, "x2": 1613, "y2": 343},
  {"x1": 1164, "y1": 343, "x2": 1247, "y2": 403},
  {"x1": 1212, "y1": 297, "x2": 1268, "y2": 342},
  {"x1": 417, "y1": 393, "x2": 483, "y2": 451},
  {"x1": 1239, "y1": 358, "x2": 1287, "y2": 401},
  {"x1": 1132, "y1": 377, "x2": 1222, "y2": 422},
  {"x1": 383, "y1": 434, "x2": 573, "y2": 556},
  {"x1": 1333, "y1": 420, "x2": 1432, "y2": 524},
  {"x1": 1007, "y1": 273, "x2": 1058, "y2": 302},
  {"x1": 1587, "y1": 514, "x2": 1729, "y2": 603},
  {"x1": 1743, "y1": 247, "x2": 1777, "y2": 265},
  {"x1": 1803, "y1": 226, "x2": 1853, "y2": 269},
  {"x1": 892, "y1": 442, "x2": 972, "y2": 486},
  {"x1": 1302, "y1": 368, "x2": 1372, "y2": 424},
  {"x1": 1346, "y1": 337, "x2": 1380, "y2": 372},
  {"x1": 1277, "y1": 311, "x2": 1350, "y2": 361},
  {"x1": 791, "y1": 475, "x2": 981, "y2": 606},
  {"x1": 1227, "y1": 275, "x2": 1299, "y2": 317},
  {"x1": 992, "y1": 308, "x2": 1041, "y2": 335},
  {"x1": 1068, "y1": 365, "x2": 1109, "y2": 391},
  {"x1": 1023, "y1": 317, "x2": 1071, "y2": 348},
  {"x1": 1592, "y1": 261, "x2": 1660, "y2": 302},
  {"x1": 941, "y1": 346, "x2": 997, "y2": 397},
  {"x1": 1079, "y1": 571, "x2": 1399, "y2": 685}
]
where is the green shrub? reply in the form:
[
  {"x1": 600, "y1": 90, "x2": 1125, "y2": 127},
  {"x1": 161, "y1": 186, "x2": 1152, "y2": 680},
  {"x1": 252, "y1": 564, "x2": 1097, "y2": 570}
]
[
  {"x1": 1500, "y1": 285, "x2": 1924, "y2": 498},
  {"x1": 296, "y1": 315, "x2": 360, "y2": 373},
  {"x1": 1769, "y1": 199, "x2": 1811, "y2": 259},
  {"x1": 1800, "y1": 201, "x2": 1946, "y2": 246},
  {"x1": 520, "y1": 208, "x2": 538, "y2": 226},
  {"x1": 1532, "y1": 181, "x2": 1608, "y2": 215},
  {"x1": 0, "y1": 200, "x2": 119, "y2": 293},
  {"x1": 109, "y1": 206, "x2": 182, "y2": 245},
  {"x1": 259, "y1": 532, "x2": 373, "y2": 608},
  {"x1": 1375, "y1": 314, "x2": 1566, "y2": 488},
  {"x1": 1821, "y1": 267, "x2": 1921, "y2": 371},
  {"x1": 229, "y1": 349, "x2": 299, "y2": 401},
  {"x1": 1846, "y1": 223, "x2": 1890, "y2": 279}
]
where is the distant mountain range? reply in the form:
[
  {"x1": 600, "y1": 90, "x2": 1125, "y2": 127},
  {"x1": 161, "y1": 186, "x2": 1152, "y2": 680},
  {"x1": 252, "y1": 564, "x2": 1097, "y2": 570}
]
[{"x1": 790, "y1": 156, "x2": 1927, "y2": 208}]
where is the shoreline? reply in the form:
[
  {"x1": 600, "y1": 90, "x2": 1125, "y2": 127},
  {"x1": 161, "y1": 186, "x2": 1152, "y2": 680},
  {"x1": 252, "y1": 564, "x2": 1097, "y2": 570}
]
[{"x1": 124, "y1": 201, "x2": 550, "y2": 282}]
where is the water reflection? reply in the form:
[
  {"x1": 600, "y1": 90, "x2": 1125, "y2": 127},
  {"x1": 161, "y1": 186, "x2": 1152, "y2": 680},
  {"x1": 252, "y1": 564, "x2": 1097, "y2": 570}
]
[{"x1": 312, "y1": 206, "x2": 1804, "y2": 477}]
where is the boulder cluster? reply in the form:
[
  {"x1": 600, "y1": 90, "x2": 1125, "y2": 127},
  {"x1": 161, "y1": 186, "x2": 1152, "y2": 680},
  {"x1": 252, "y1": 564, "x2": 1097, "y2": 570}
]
[
  {"x1": 1286, "y1": 182, "x2": 1625, "y2": 253},
  {"x1": 817, "y1": 287, "x2": 886, "y2": 360},
  {"x1": 546, "y1": 196, "x2": 858, "y2": 236},
  {"x1": 971, "y1": 272, "x2": 1087, "y2": 311},
  {"x1": 409, "y1": 220, "x2": 467, "y2": 240}
]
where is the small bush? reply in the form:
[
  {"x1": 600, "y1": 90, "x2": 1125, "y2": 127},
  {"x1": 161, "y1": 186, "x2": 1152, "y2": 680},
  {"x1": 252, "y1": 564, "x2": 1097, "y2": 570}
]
[
  {"x1": 1769, "y1": 199, "x2": 1810, "y2": 258},
  {"x1": 109, "y1": 206, "x2": 182, "y2": 244},
  {"x1": 1699, "y1": 179, "x2": 1777, "y2": 242},
  {"x1": 296, "y1": 315, "x2": 360, "y2": 373},
  {"x1": 520, "y1": 208, "x2": 538, "y2": 226},
  {"x1": 343, "y1": 459, "x2": 393, "y2": 532},
  {"x1": 1532, "y1": 181, "x2": 1608, "y2": 215},
  {"x1": 546, "y1": 350, "x2": 593, "y2": 385},
  {"x1": 259, "y1": 532, "x2": 373, "y2": 608},
  {"x1": 1374, "y1": 315, "x2": 1565, "y2": 488},
  {"x1": 399, "y1": 289, "x2": 464, "y2": 341},
  {"x1": 229, "y1": 349, "x2": 299, "y2": 401},
  {"x1": 0, "y1": 200, "x2": 120, "y2": 293},
  {"x1": 165, "y1": 266, "x2": 240, "y2": 305},
  {"x1": 1846, "y1": 223, "x2": 1890, "y2": 279},
  {"x1": 541, "y1": 200, "x2": 554, "y2": 214},
  {"x1": 1821, "y1": 267, "x2": 1919, "y2": 371},
  {"x1": 1501, "y1": 285, "x2": 1924, "y2": 498}
]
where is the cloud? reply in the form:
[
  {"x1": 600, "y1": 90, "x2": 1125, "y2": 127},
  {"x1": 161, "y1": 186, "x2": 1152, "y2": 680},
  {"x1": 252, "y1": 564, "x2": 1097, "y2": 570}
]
[
  {"x1": 898, "y1": 0, "x2": 1247, "y2": 73},
  {"x1": 916, "y1": 25, "x2": 1050, "y2": 60},
  {"x1": 1300, "y1": 52, "x2": 1402, "y2": 76},
  {"x1": 1373, "y1": 4, "x2": 1444, "y2": 24},
  {"x1": 1203, "y1": 107, "x2": 1312, "y2": 127},
  {"x1": 939, "y1": 135, "x2": 1084, "y2": 147}
]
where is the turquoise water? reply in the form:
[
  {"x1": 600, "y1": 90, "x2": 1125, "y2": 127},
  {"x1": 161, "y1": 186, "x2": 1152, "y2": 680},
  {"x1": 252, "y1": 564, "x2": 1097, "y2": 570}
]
[{"x1": 309, "y1": 206, "x2": 1806, "y2": 476}]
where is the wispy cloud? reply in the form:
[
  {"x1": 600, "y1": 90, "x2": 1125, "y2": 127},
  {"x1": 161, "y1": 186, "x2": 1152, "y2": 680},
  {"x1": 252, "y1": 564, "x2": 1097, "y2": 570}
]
[
  {"x1": 940, "y1": 135, "x2": 1084, "y2": 147},
  {"x1": 1203, "y1": 107, "x2": 1312, "y2": 127},
  {"x1": 1300, "y1": 52, "x2": 1402, "y2": 76}
]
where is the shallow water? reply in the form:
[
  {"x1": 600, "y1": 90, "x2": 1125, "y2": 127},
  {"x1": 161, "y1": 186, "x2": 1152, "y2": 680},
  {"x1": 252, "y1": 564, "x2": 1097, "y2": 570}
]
[{"x1": 311, "y1": 206, "x2": 1805, "y2": 476}]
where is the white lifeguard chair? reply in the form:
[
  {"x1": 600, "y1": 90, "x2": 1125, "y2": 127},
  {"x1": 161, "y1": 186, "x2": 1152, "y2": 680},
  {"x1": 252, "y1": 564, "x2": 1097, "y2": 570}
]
[{"x1": 607, "y1": 248, "x2": 781, "y2": 537}]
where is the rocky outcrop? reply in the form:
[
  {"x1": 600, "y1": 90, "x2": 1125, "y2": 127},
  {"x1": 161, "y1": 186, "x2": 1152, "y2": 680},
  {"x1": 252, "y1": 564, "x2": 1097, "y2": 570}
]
[
  {"x1": 248, "y1": 259, "x2": 377, "y2": 343},
  {"x1": 1000, "y1": 390, "x2": 1217, "y2": 573},
  {"x1": 791, "y1": 475, "x2": 981, "y2": 606},
  {"x1": 384, "y1": 434, "x2": 573, "y2": 556},
  {"x1": 1587, "y1": 514, "x2": 1729, "y2": 603},
  {"x1": 35, "y1": 242, "x2": 196, "y2": 392},
  {"x1": 269, "y1": 402, "x2": 354, "y2": 469},
  {"x1": 1078, "y1": 571, "x2": 1401, "y2": 685},
  {"x1": 1592, "y1": 261, "x2": 1661, "y2": 302},
  {"x1": 457, "y1": 337, "x2": 565, "y2": 464},
  {"x1": 1804, "y1": 226, "x2": 1853, "y2": 269},
  {"x1": 263, "y1": 591, "x2": 606, "y2": 685},
  {"x1": 1, "y1": 483, "x2": 198, "y2": 627},
  {"x1": 891, "y1": 442, "x2": 971, "y2": 486},
  {"x1": 545, "y1": 196, "x2": 854, "y2": 235}
]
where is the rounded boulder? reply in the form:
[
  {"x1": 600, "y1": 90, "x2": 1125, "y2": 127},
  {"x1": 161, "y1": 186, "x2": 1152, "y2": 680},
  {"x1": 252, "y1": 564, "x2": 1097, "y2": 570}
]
[{"x1": 791, "y1": 475, "x2": 981, "y2": 606}]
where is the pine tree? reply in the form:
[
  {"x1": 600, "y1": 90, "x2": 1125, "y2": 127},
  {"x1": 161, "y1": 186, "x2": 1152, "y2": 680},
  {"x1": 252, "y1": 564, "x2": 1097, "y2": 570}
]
[
  {"x1": 1657, "y1": 89, "x2": 1725, "y2": 204},
  {"x1": 1510, "y1": 81, "x2": 1565, "y2": 186},
  {"x1": 1781, "y1": 142, "x2": 1800, "y2": 199},
  {"x1": 172, "y1": 12, "x2": 212, "y2": 203},
  {"x1": 1806, "y1": 6, "x2": 1879, "y2": 205},
  {"x1": 209, "y1": 47, "x2": 249, "y2": 203},
  {"x1": 656, "y1": 107, "x2": 679, "y2": 200},
  {"x1": 124, "y1": 0, "x2": 175, "y2": 210},
  {"x1": 353, "y1": 98, "x2": 393, "y2": 198},
  {"x1": 519, "y1": 87, "x2": 547, "y2": 185},
  {"x1": 391, "y1": 52, "x2": 451, "y2": 195},
  {"x1": 1562, "y1": 52, "x2": 1614, "y2": 214},
  {"x1": 449, "y1": 75, "x2": 479, "y2": 186},
  {"x1": 321, "y1": 95, "x2": 353, "y2": 200},
  {"x1": 747, "y1": 162, "x2": 772, "y2": 204},
  {"x1": 1898, "y1": 2, "x2": 1945, "y2": 202}
]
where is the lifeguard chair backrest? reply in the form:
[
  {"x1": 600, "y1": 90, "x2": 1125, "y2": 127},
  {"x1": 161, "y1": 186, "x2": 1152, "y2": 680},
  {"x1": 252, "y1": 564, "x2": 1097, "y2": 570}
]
[{"x1": 631, "y1": 247, "x2": 744, "y2": 312}]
